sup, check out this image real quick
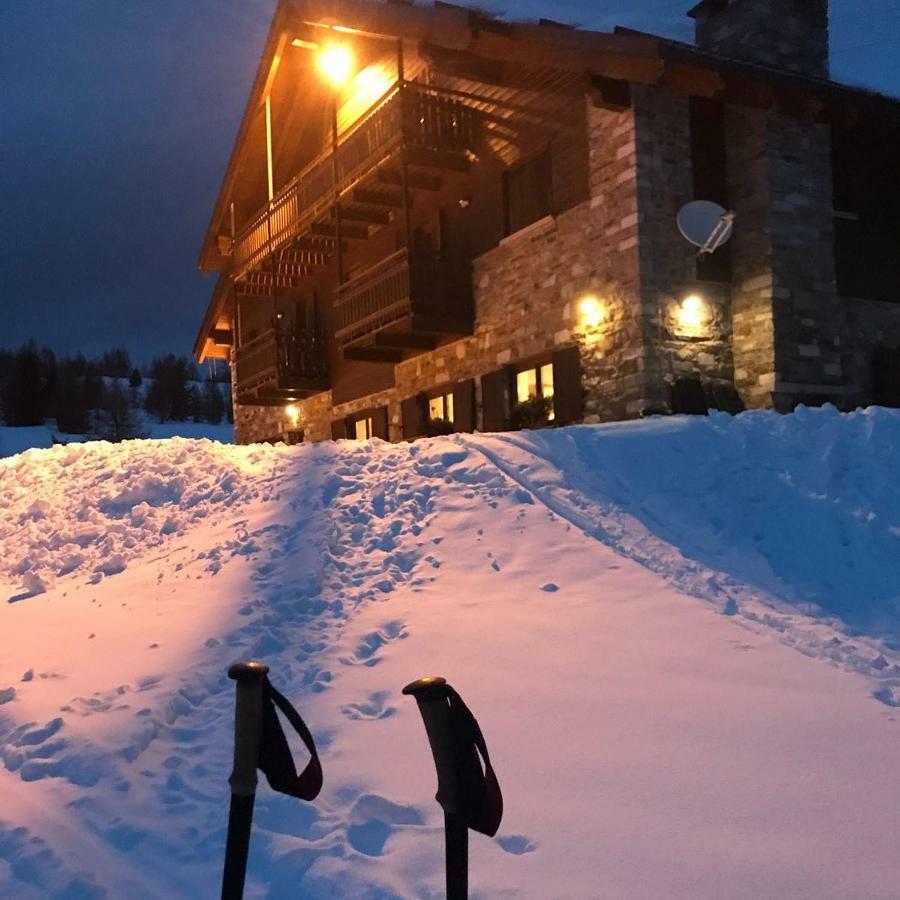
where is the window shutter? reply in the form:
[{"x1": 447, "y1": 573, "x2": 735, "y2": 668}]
[
  {"x1": 481, "y1": 368, "x2": 511, "y2": 433},
  {"x1": 401, "y1": 393, "x2": 427, "y2": 439},
  {"x1": 873, "y1": 346, "x2": 900, "y2": 408},
  {"x1": 331, "y1": 419, "x2": 347, "y2": 440},
  {"x1": 552, "y1": 346, "x2": 583, "y2": 425},
  {"x1": 371, "y1": 405, "x2": 390, "y2": 440},
  {"x1": 452, "y1": 378, "x2": 476, "y2": 433}
]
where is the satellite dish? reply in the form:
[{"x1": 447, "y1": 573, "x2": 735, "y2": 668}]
[{"x1": 677, "y1": 200, "x2": 735, "y2": 256}]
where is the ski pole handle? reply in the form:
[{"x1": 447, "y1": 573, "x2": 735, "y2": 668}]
[
  {"x1": 402, "y1": 676, "x2": 459, "y2": 813},
  {"x1": 227, "y1": 661, "x2": 269, "y2": 797}
]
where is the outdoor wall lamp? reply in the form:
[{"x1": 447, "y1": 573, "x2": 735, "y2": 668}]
[
  {"x1": 578, "y1": 294, "x2": 608, "y2": 328},
  {"x1": 285, "y1": 404, "x2": 301, "y2": 427},
  {"x1": 677, "y1": 294, "x2": 706, "y2": 330},
  {"x1": 317, "y1": 44, "x2": 355, "y2": 87}
]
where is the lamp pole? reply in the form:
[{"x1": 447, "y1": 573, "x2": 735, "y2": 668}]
[{"x1": 331, "y1": 91, "x2": 344, "y2": 286}]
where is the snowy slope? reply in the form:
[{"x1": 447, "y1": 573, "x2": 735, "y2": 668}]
[
  {"x1": 1, "y1": 408, "x2": 899, "y2": 899},
  {"x1": 0, "y1": 421, "x2": 234, "y2": 458}
]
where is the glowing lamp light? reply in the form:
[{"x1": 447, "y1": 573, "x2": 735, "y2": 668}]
[
  {"x1": 318, "y1": 44, "x2": 355, "y2": 87},
  {"x1": 578, "y1": 295, "x2": 608, "y2": 329},
  {"x1": 678, "y1": 294, "x2": 705, "y2": 330},
  {"x1": 285, "y1": 404, "x2": 301, "y2": 427}
]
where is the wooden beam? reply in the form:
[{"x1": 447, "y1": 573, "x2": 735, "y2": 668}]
[
  {"x1": 590, "y1": 75, "x2": 631, "y2": 111},
  {"x1": 658, "y1": 62, "x2": 725, "y2": 99},
  {"x1": 342, "y1": 346, "x2": 404, "y2": 363},
  {"x1": 379, "y1": 168, "x2": 443, "y2": 192},
  {"x1": 374, "y1": 332, "x2": 438, "y2": 351},
  {"x1": 210, "y1": 329, "x2": 233, "y2": 346},
  {"x1": 337, "y1": 205, "x2": 394, "y2": 226},
  {"x1": 311, "y1": 221, "x2": 371, "y2": 240},
  {"x1": 405, "y1": 145, "x2": 471, "y2": 172},
  {"x1": 353, "y1": 188, "x2": 406, "y2": 208}
]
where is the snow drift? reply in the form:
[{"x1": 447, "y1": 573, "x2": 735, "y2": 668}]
[{"x1": 1, "y1": 407, "x2": 899, "y2": 899}]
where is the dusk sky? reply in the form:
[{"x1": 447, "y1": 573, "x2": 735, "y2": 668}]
[{"x1": 3, "y1": 0, "x2": 900, "y2": 364}]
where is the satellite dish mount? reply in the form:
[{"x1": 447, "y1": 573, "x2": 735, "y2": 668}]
[{"x1": 677, "y1": 200, "x2": 735, "y2": 257}]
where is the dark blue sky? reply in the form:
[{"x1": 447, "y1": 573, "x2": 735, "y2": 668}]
[{"x1": 3, "y1": 0, "x2": 899, "y2": 363}]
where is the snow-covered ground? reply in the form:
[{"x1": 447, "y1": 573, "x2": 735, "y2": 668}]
[
  {"x1": 0, "y1": 421, "x2": 233, "y2": 458},
  {"x1": 1, "y1": 407, "x2": 898, "y2": 899}
]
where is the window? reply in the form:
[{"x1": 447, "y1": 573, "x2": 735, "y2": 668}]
[
  {"x1": 503, "y1": 149, "x2": 553, "y2": 236},
  {"x1": 689, "y1": 97, "x2": 731, "y2": 283},
  {"x1": 428, "y1": 392, "x2": 454, "y2": 423},
  {"x1": 354, "y1": 417, "x2": 373, "y2": 441},
  {"x1": 832, "y1": 123, "x2": 900, "y2": 302},
  {"x1": 516, "y1": 362, "x2": 555, "y2": 420}
]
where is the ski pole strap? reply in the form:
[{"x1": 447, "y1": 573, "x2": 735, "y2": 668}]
[
  {"x1": 257, "y1": 677, "x2": 323, "y2": 802},
  {"x1": 445, "y1": 686, "x2": 503, "y2": 837}
]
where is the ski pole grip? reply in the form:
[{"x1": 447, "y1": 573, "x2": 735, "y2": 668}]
[
  {"x1": 402, "y1": 676, "x2": 459, "y2": 814},
  {"x1": 227, "y1": 661, "x2": 269, "y2": 798}
]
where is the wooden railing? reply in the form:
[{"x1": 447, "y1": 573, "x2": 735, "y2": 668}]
[
  {"x1": 232, "y1": 82, "x2": 483, "y2": 279},
  {"x1": 334, "y1": 249, "x2": 413, "y2": 343},
  {"x1": 333, "y1": 248, "x2": 474, "y2": 346},
  {"x1": 234, "y1": 325, "x2": 328, "y2": 394}
]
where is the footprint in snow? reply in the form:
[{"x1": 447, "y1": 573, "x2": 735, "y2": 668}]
[
  {"x1": 340, "y1": 621, "x2": 408, "y2": 667},
  {"x1": 346, "y1": 794, "x2": 425, "y2": 857},
  {"x1": 341, "y1": 691, "x2": 395, "y2": 721},
  {"x1": 496, "y1": 834, "x2": 538, "y2": 855}
]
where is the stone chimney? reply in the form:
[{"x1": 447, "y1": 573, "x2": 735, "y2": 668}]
[{"x1": 688, "y1": 0, "x2": 829, "y2": 78}]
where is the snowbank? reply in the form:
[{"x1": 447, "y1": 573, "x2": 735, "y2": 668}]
[
  {"x1": 0, "y1": 422, "x2": 233, "y2": 459},
  {"x1": 1, "y1": 408, "x2": 898, "y2": 898}
]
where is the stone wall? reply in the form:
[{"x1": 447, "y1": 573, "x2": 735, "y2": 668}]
[
  {"x1": 766, "y1": 114, "x2": 844, "y2": 410},
  {"x1": 691, "y1": 0, "x2": 829, "y2": 79},
  {"x1": 841, "y1": 299, "x2": 900, "y2": 405},
  {"x1": 726, "y1": 106, "x2": 778, "y2": 409},
  {"x1": 632, "y1": 86, "x2": 735, "y2": 412},
  {"x1": 725, "y1": 105, "x2": 845, "y2": 412}
]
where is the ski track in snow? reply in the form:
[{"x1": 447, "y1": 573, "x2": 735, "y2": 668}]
[{"x1": 1, "y1": 409, "x2": 899, "y2": 897}]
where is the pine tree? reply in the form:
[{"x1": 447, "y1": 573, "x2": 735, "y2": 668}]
[
  {"x1": 1, "y1": 342, "x2": 52, "y2": 426},
  {"x1": 92, "y1": 381, "x2": 145, "y2": 442},
  {"x1": 145, "y1": 355, "x2": 193, "y2": 423},
  {"x1": 54, "y1": 361, "x2": 90, "y2": 434},
  {"x1": 201, "y1": 378, "x2": 226, "y2": 424},
  {"x1": 128, "y1": 368, "x2": 143, "y2": 403}
]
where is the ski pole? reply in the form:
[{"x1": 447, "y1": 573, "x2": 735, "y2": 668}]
[
  {"x1": 403, "y1": 676, "x2": 469, "y2": 900},
  {"x1": 221, "y1": 660, "x2": 269, "y2": 900}
]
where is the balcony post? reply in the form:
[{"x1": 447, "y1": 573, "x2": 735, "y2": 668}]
[
  {"x1": 331, "y1": 95, "x2": 344, "y2": 285},
  {"x1": 397, "y1": 39, "x2": 413, "y2": 252}
]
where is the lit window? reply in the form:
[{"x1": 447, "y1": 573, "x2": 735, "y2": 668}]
[
  {"x1": 516, "y1": 369, "x2": 538, "y2": 404},
  {"x1": 516, "y1": 363, "x2": 555, "y2": 419},
  {"x1": 354, "y1": 417, "x2": 373, "y2": 441},
  {"x1": 428, "y1": 392, "x2": 454, "y2": 423},
  {"x1": 540, "y1": 364, "x2": 554, "y2": 401}
]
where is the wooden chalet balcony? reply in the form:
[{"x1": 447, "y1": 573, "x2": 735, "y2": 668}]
[
  {"x1": 234, "y1": 326, "x2": 328, "y2": 406},
  {"x1": 333, "y1": 248, "x2": 473, "y2": 360},
  {"x1": 231, "y1": 82, "x2": 483, "y2": 280}
]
